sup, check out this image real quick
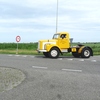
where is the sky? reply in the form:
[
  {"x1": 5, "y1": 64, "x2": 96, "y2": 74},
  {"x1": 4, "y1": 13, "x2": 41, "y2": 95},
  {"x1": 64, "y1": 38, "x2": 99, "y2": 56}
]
[{"x1": 0, "y1": 0, "x2": 100, "y2": 43}]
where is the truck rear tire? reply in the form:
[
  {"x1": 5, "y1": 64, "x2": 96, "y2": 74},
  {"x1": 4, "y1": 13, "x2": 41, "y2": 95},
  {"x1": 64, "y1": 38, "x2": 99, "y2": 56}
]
[
  {"x1": 49, "y1": 48, "x2": 59, "y2": 58},
  {"x1": 81, "y1": 47, "x2": 91, "y2": 58}
]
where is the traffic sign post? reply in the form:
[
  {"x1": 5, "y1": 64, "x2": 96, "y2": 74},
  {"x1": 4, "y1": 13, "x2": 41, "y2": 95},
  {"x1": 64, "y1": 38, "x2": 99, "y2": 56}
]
[{"x1": 16, "y1": 36, "x2": 21, "y2": 54}]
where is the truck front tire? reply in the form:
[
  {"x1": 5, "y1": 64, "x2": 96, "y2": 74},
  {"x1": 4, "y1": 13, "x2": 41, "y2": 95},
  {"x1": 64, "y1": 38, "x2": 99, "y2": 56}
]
[{"x1": 49, "y1": 48, "x2": 60, "y2": 58}]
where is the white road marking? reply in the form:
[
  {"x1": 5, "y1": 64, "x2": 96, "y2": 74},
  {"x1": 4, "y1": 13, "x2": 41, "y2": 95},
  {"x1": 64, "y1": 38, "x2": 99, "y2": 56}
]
[
  {"x1": 30, "y1": 56, "x2": 35, "y2": 58},
  {"x1": 62, "y1": 68, "x2": 82, "y2": 72},
  {"x1": 58, "y1": 58, "x2": 63, "y2": 60},
  {"x1": 7, "y1": 55, "x2": 98, "y2": 63},
  {"x1": 79, "y1": 59, "x2": 85, "y2": 62},
  {"x1": 67, "y1": 59, "x2": 73, "y2": 61},
  {"x1": 91, "y1": 60, "x2": 97, "y2": 62},
  {"x1": 8, "y1": 55, "x2": 13, "y2": 56},
  {"x1": 15, "y1": 55, "x2": 20, "y2": 57},
  {"x1": 32, "y1": 66, "x2": 48, "y2": 69},
  {"x1": 22, "y1": 55, "x2": 27, "y2": 57}
]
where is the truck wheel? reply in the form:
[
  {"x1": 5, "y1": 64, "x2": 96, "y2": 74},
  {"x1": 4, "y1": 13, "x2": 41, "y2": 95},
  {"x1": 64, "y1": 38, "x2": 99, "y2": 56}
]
[
  {"x1": 81, "y1": 47, "x2": 91, "y2": 58},
  {"x1": 43, "y1": 52, "x2": 49, "y2": 57},
  {"x1": 72, "y1": 52, "x2": 80, "y2": 58},
  {"x1": 49, "y1": 48, "x2": 59, "y2": 58}
]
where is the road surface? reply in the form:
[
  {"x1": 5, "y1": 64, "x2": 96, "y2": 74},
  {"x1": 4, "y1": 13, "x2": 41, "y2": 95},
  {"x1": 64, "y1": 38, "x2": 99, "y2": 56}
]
[{"x1": 0, "y1": 54, "x2": 100, "y2": 100}]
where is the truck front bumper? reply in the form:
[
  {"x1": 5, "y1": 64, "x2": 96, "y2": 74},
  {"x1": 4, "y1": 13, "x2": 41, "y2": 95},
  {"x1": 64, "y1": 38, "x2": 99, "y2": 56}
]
[{"x1": 37, "y1": 49, "x2": 47, "y2": 53}]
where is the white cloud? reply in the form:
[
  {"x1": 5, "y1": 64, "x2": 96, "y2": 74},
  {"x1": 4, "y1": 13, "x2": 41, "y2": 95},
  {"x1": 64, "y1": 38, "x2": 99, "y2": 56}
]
[
  {"x1": 0, "y1": 0, "x2": 100, "y2": 42},
  {"x1": 60, "y1": 0, "x2": 100, "y2": 10},
  {"x1": 25, "y1": 0, "x2": 56, "y2": 7}
]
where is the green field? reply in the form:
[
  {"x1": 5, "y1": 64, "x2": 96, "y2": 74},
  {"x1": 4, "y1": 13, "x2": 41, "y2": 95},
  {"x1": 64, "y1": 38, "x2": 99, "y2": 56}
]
[
  {"x1": 0, "y1": 42, "x2": 100, "y2": 55},
  {"x1": 0, "y1": 43, "x2": 38, "y2": 55}
]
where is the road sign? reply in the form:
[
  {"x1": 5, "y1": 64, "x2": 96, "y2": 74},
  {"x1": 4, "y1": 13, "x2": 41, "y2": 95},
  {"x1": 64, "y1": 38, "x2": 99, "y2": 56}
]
[
  {"x1": 16, "y1": 36, "x2": 21, "y2": 54},
  {"x1": 16, "y1": 36, "x2": 21, "y2": 42}
]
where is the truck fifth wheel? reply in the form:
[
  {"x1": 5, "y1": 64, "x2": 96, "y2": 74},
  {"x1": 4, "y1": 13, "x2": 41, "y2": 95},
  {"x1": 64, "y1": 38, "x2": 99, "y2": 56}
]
[{"x1": 37, "y1": 32, "x2": 93, "y2": 58}]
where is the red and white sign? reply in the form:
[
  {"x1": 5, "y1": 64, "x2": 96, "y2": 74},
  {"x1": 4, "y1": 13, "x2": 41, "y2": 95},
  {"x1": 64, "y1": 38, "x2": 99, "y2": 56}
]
[{"x1": 16, "y1": 36, "x2": 21, "y2": 42}]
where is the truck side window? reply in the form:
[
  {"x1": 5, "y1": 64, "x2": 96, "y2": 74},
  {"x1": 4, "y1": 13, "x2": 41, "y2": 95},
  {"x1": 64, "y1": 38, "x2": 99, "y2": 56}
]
[{"x1": 60, "y1": 34, "x2": 66, "y2": 39}]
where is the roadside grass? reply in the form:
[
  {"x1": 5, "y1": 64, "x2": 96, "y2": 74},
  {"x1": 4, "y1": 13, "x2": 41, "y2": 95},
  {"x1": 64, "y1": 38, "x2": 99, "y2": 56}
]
[{"x1": 0, "y1": 49, "x2": 42, "y2": 55}]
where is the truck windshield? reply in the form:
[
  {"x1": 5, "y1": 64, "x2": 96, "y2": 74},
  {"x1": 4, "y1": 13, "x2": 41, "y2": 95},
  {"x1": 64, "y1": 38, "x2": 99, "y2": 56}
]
[{"x1": 53, "y1": 34, "x2": 60, "y2": 39}]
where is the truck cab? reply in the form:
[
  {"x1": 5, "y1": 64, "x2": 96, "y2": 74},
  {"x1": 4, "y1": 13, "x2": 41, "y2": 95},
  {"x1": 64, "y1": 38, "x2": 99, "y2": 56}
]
[{"x1": 53, "y1": 32, "x2": 70, "y2": 49}]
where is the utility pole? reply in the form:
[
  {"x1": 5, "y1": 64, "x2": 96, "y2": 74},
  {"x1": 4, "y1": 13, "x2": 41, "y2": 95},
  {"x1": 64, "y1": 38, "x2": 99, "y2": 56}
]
[{"x1": 56, "y1": 0, "x2": 58, "y2": 33}]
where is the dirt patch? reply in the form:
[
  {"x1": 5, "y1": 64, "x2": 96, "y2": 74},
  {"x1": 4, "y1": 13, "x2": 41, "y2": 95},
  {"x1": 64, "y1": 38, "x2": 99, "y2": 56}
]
[{"x1": 0, "y1": 67, "x2": 25, "y2": 92}]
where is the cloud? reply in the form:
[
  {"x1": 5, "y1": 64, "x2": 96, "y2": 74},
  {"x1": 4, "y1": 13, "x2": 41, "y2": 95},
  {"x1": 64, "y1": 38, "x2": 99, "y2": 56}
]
[{"x1": 0, "y1": 0, "x2": 100, "y2": 42}]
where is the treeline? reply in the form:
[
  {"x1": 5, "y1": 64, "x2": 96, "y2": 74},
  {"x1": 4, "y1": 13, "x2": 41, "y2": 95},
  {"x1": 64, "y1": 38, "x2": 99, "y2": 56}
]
[{"x1": 0, "y1": 43, "x2": 38, "y2": 50}]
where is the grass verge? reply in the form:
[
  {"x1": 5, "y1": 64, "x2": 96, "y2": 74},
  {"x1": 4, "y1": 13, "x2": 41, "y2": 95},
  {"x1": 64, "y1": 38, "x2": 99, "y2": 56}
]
[{"x1": 0, "y1": 49, "x2": 42, "y2": 55}]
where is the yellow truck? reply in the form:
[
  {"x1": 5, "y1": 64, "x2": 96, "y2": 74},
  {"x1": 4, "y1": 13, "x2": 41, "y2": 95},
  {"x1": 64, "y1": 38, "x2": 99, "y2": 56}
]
[{"x1": 37, "y1": 32, "x2": 93, "y2": 58}]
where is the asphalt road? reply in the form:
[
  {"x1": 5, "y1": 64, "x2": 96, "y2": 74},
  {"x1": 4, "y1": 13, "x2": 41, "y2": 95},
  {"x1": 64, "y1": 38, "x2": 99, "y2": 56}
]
[{"x1": 0, "y1": 54, "x2": 100, "y2": 100}]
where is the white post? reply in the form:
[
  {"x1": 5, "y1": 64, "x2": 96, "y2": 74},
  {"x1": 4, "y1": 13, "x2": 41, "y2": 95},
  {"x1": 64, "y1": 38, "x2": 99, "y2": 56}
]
[
  {"x1": 16, "y1": 42, "x2": 18, "y2": 54},
  {"x1": 56, "y1": 0, "x2": 59, "y2": 33}
]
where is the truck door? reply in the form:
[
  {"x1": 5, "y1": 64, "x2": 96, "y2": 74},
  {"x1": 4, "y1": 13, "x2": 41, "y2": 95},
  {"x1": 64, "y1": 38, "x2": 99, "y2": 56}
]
[{"x1": 59, "y1": 34, "x2": 70, "y2": 49}]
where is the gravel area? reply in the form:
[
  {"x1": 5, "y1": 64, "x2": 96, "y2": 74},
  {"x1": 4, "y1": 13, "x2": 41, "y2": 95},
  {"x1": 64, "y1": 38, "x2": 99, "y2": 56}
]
[{"x1": 0, "y1": 67, "x2": 25, "y2": 93}]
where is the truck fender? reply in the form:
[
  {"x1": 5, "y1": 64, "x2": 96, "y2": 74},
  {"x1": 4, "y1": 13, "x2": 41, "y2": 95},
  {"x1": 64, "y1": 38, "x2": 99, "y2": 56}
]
[
  {"x1": 50, "y1": 46, "x2": 60, "y2": 51},
  {"x1": 50, "y1": 46, "x2": 62, "y2": 54},
  {"x1": 78, "y1": 46, "x2": 93, "y2": 56},
  {"x1": 45, "y1": 44, "x2": 60, "y2": 52},
  {"x1": 78, "y1": 46, "x2": 85, "y2": 54}
]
